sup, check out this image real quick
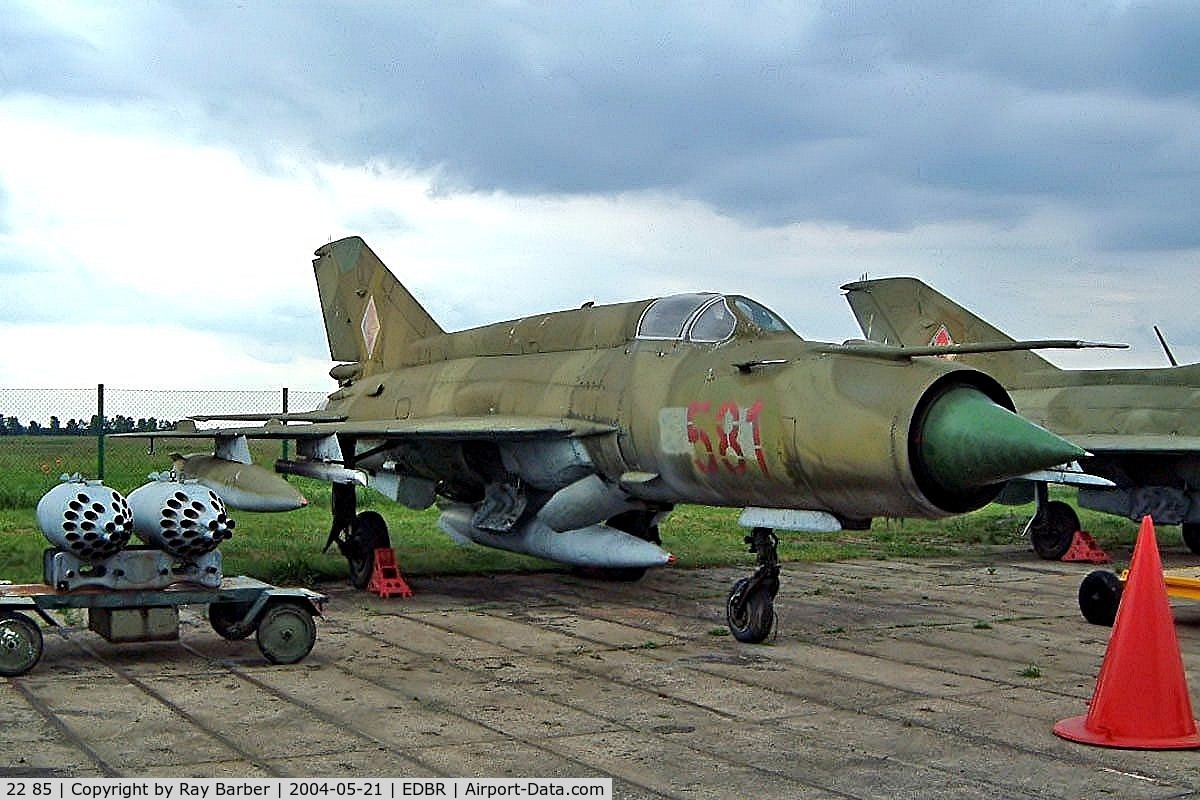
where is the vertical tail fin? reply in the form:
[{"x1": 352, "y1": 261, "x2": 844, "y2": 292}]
[
  {"x1": 313, "y1": 237, "x2": 444, "y2": 369},
  {"x1": 841, "y1": 277, "x2": 1057, "y2": 382}
]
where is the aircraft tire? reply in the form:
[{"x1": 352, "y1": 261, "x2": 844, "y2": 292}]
[
  {"x1": 726, "y1": 578, "x2": 775, "y2": 644},
  {"x1": 1078, "y1": 569, "x2": 1122, "y2": 626},
  {"x1": 1182, "y1": 523, "x2": 1200, "y2": 556},
  {"x1": 0, "y1": 612, "x2": 43, "y2": 677},
  {"x1": 208, "y1": 601, "x2": 255, "y2": 640},
  {"x1": 347, "y1": 511, "x2": 391, "y2": 590},
  {"x1": 1028, "y1": 500, "x2": 1079, "y2": 560}
]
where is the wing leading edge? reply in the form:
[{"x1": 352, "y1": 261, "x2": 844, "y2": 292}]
[{"x1": 120, "y1": 415, "x2": 617, "y2": 443}]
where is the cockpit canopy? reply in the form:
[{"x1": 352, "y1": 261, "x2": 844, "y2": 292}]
[{"x1": 635, "y1": 293, "x2": 793, "y2": 343}]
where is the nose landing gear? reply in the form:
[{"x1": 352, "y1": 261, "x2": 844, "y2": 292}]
[{"x1": 726, "y1": 527, "x2": 780, "y2": 643}]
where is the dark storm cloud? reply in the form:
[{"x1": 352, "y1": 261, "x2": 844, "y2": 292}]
[
  {"x1": 6, "y1": 2, "x2": 1199, "y2": 247},
  {"x1": 829, "y1": 1, "x2": 1200, "y2": 97}
]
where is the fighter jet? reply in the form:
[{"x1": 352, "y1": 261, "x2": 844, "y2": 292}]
[
  {"x1": 137, "y1": 237, "x2": 1087, "y2": 642},
  {"x1": 842, "y1": 276, "x2": 1200, "y2": 559}
]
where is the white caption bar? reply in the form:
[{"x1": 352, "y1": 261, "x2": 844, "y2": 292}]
[{"x1": 0, "y1": 779, "x2": 613, "y2": 800}]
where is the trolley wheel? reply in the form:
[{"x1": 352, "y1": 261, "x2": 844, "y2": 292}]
[
  {"x1": 347, "y1": 511, "x2": 391, "y2": 590},
  {"x1": 1027, "y1": 500, "x2": 1080, "y2": 560},
  {"x1": 255, "y1": 602, "x2": 317, "y2": 665},
  {"x1": 0, "y1": 612, "x2": 43, "y2": 677},
  {"x1": 1182, "y1": 523, "x2": 1200, "y2": 556},
  {"x1": 726, "y1": 578, "x2": 776, "y2": 644},
  {"x1": 1079, "y1": 569, "x2": 1123, "y2": 626},
  {"x1": 208, "y1": 601, "x2": 255, "y2": 640}
]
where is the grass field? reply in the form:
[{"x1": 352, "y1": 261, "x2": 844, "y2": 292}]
[{"x1": 0, "y1": 435, "x2": 1176, "y2": 586}]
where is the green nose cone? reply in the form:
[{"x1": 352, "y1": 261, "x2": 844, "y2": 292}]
[{"x1": 918, "y1": 387, "x2": 1085, "y2": 494}]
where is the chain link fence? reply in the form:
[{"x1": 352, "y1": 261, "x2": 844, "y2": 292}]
[{"x1": 0, "y1": 386, "x2": 328, "y2": 508}]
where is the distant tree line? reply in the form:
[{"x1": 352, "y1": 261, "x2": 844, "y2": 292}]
[{"x1": 0, "y1": 415, "x2": 177, "y2": 436}]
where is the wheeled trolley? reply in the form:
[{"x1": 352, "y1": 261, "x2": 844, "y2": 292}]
[
  {"x1": 0, "y1": 576, "x2": 327, "y2": 676},
  {"x1": 1078, "y1": 566, "x2": 1200, "y2": 625}
]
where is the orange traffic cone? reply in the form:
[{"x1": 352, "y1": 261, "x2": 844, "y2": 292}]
[{"x1": 1054, "y1": 516, "x2": 1200, "y2": 749}]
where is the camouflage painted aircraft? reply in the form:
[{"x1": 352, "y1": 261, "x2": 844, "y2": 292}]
[
  {"x1": 137, "y1": 238, "x2": 1088, "y2": 642},
  {"x1": 843, "y1": 276, "x2": 1200, "y2": 559}
]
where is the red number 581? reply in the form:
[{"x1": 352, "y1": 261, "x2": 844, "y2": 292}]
[{"x1": 686, "y1": 400, "x2": 768, "y2": 476}]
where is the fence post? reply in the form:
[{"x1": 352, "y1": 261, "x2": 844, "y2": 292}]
[
  {"x1": 96, "y1": 383, "x2": 105, "y2": 480},
  {"x1": 281, "y1": 387, "x2": 290, "y2": 462}
]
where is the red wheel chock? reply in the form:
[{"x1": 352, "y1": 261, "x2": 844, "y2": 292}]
[
  {"x1": 1061, "y1": 530, "x2": 1111, "y2": 564},
  {"x1": 367, "y1": 547, "x2": 414, "y2": 598}
]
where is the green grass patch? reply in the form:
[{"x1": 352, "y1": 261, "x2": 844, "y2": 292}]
[{"x1": 0, "y1": 436, "x2": 1180, "y2": 586}]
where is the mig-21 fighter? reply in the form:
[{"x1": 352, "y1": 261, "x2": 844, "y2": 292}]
[
  {"x1": 843, "y1": 276, "x2": 1200, "y2": 559},
  {"x1": 137, "y1": 238, "x2": 1089, "y2": 641}
]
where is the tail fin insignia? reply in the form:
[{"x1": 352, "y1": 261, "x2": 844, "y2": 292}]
[
  {"x1": 930, "y1": 324, "x2": 955, "y2": 358},
  {"x1": 842, "y1": 277, "x2": 1058, "y2": 382},
  {"x1": 314, "y1": 236, "x2": 445, "y2": 369},
  {"x1": 362, "y1": 295, "x2": 381, "y2": 358}
]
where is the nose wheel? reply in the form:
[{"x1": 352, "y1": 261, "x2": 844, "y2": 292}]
[{"x1": 726, "y1": 527, "x2": 780, "y2": 643}]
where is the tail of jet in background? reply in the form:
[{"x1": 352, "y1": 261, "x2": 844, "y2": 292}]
[
  {"x1": 313, "y1": 236, "x2": 445, "y2": 372},
  {"x1": 841, "y1": 277, "x2": 1058, "y2": 385}
]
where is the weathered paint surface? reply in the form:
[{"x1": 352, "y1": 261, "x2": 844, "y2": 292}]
[
  {"x1": 303, "y1": 238, "x2": 1076, "y2": 524},
  {"x1": 133, "y1": 239, "x2": 1085, "y2": 572}
]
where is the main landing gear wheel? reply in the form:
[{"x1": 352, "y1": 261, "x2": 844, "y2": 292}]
[
  {"x1": 256, "y1": 601, "x2": 317, "y2": 665},
  {"x1": 1079, "y1": 569, "x2": 1123, "y2": 626},
  {"x1": 208, "y1": 601, "x2": 255, "y2": 640},
  {"x1": 346, "y1": 511, "x2": 391, "y2": 590},
  {"x1": 1182, "y1": 523, "x2": 1200, "y2": 556},
  {"x1": 725, "y1": 527, "x2": 780, "y2": 644},
  {"x1": 1027, "y1": 500, "x2": 1080, "y2": 560},
  {"x1": 0, "y1": 612, "x2": 43, "y2": 677}
]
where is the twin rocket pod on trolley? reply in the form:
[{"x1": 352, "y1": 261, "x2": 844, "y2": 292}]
[{"x1": 37, "y1": 474, "x2": 235, "y2": 560}]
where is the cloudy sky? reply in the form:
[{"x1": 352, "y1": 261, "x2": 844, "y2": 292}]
[{"x1": 2, "y1": 1, "x2": 1198, "y2": 395}]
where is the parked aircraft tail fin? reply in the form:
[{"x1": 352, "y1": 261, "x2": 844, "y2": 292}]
[
  {"x1": 841, "y1": 276, "x2": 1058, "y2": 381},
  {"x1": 313, "y1": 236, "x2": 445, "y2": 368}
]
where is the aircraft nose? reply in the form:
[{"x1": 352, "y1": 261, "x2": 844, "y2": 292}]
[{"x1": 915, "y1": 386, "x2": 1084, "y2": 495}]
